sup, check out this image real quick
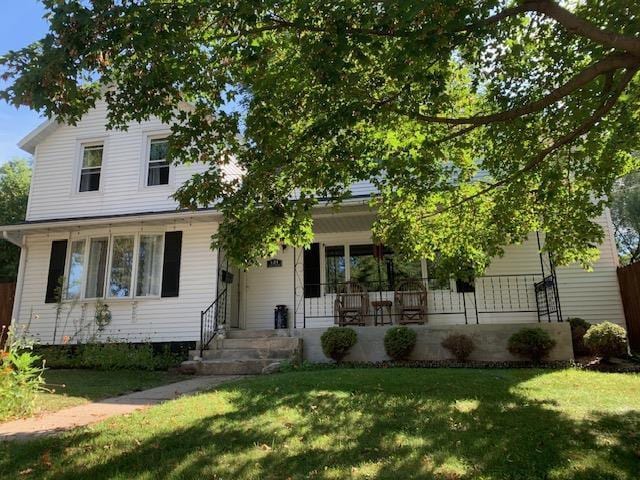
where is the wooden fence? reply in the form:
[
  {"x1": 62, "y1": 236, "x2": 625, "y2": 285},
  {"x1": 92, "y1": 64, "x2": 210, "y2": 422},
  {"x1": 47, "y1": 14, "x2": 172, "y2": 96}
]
[
  {"x1": 0, "y1": 281, "x2": 16, "y2": 345},
  {"x1": 617, "y1": 262, "x2": 640, "y2": 352}
]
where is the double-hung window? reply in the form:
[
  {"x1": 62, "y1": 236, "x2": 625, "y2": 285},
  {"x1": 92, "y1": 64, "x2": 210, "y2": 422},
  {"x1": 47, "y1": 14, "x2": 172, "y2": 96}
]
[
  {"x1": 79, "y1": 144, "x2": 103, "y2": 192},
  {"x1": 147, "y1": 139, "x2": 170, "y2": 186}
]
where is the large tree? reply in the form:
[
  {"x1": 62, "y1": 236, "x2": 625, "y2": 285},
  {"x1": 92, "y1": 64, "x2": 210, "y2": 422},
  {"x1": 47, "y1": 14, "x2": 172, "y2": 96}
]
[
  {"x1": 0, "y1": 159, "x2": 31, "y2": 281},
  {"x1": 611, "y1": 170, "x2": 640, "y2": 265},
  {"x1": 2, "y1": 1, "x2": 640, "y2": 276}
]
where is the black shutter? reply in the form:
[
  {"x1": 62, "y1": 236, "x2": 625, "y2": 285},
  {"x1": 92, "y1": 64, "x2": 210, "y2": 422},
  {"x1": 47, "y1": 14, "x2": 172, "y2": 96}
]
[
  {"x1": 303, "y1": 243, "x2": 321, "y2": 298},
  {"x1": 45, "y1": 240, "x2": 68, "y2": 303},
  {"x1": 161, "y1": 231, "x2": 182, "y2": 297}
]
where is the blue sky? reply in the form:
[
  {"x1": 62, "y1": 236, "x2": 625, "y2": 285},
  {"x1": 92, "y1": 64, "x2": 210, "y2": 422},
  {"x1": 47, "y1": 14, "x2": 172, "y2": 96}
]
[{"x1": 0, "y1": 1, "x2": 49, "y2": 164}]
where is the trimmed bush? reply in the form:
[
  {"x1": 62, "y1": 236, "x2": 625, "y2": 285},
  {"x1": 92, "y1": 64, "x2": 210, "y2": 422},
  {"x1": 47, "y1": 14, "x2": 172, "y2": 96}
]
[
  {"x1": 384, "y1": 326, "x2": 417, "y2": 361},
  {"x1": 508, "y1": 328, "x2": 556, "y2": 362},
  {"x1": 321, "y1": 327, "x2": 357, "y2": 362},
  {"x1": 441, "y1": 334, "x2": 474, "y2": 361},
  {"x1": 583, "y1": 322, "x2": 627, "y2": 360},
  {"x1": 567, "y1": 317, "x2": 592, "y2": 357}
]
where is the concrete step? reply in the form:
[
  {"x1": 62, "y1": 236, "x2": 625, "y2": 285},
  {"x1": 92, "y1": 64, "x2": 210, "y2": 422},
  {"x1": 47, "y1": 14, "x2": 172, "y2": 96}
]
[
  {"x1": 215, "y1": 337, "x2": 300, "y2": 350},
  {"x1": 189, "y1": 348, "x2": 296, "y2": 361},
  {"x1": 226, "y1": 329, "x2": 291, "y2": 339},
  {"x1": 181, "y1": 358, "x2": 286, "y2": 375}
]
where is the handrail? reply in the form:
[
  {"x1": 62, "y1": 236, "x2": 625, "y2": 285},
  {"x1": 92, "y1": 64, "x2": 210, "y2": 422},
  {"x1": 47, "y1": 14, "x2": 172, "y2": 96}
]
[{"x1": 200, "y1": 286, "x2": 228, "y2": 357}]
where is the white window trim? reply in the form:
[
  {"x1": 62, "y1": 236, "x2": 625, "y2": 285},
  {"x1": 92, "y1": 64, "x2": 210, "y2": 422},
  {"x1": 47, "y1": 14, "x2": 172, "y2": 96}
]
[
  {"x1": 62, "y1": 231, "x2": 166, "y2": 302},
  {"x1": 71, "y1": 137, "x2": 108, "y2": 196},
  {"x1": 140, "y1": 131, "x2": 174, "y2": 190}
]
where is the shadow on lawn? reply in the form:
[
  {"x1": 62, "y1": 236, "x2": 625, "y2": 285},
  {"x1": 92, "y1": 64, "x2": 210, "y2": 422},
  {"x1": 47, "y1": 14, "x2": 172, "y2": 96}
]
[{"x1": 2, "y1": 369, "x2": 639, "y2": 479}]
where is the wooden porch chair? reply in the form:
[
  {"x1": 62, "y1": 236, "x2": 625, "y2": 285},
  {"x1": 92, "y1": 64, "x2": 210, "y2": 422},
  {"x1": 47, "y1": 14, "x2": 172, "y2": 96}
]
[
  {"x1": 394, "y1": 278, "x2": 428, "y2": 325},
  {"x1": 334, "y1": 281, "x2": 370, "y2": 326}
]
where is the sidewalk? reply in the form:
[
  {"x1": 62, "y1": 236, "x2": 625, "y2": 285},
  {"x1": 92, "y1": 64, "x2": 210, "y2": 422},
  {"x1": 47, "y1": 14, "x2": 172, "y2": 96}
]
[{"x1": 0, "y1": 375, "x2": 242, "y2": 442}]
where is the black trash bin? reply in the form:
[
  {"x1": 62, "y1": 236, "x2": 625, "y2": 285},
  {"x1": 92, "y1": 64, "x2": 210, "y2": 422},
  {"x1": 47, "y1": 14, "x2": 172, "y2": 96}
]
[{"x1": 274, "y1": 305, "x2": 288, "y2": 329}]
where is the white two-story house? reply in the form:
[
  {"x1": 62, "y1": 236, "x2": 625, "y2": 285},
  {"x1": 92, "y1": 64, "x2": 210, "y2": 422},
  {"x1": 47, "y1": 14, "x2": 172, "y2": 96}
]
[{"x1": 0, "y1": 100, "x2": 627, "y2": 369}]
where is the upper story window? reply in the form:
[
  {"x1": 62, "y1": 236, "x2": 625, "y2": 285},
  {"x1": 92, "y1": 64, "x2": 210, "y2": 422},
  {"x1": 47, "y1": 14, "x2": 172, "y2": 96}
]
[
  {"x1": 147, "y1": 138, "x2": 170, "y2": 186},
  {"x1": 79, "y1": 144, "x2": 103, "y2": 192}
]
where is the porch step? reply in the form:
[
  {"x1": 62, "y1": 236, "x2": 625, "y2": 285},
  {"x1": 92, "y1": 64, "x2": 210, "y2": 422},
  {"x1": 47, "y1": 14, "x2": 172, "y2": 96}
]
[
  {"x1": 181, "y1": 358, "x2": 285, "y2": 375},
  {"x1": 181, "y1": 331, "x2": 302, "y2": 375},
  {"x1": 225, "y1": 329, "x2": 292, "y2": 339},
  {"x1": 214, "y1": 337, "x2": 300, "y2": 350},
  {"x1": 189, "y1": 348, "x2": 296, "y2": 361}
]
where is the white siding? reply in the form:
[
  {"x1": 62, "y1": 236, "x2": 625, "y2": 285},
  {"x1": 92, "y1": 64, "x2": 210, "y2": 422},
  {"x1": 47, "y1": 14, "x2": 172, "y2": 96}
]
[
  {"x1": 242, "y1": 247, "x2": 295, "y2": 330},
  {"x1": 15, "y1": 222, "x2": 218, "y2": 344},
  {"x1": 26, "y1": 100, "x2": 215, "y2": 221},
  {"x1": 555, "y1": 210, "x2": 625, "y2": 326}
]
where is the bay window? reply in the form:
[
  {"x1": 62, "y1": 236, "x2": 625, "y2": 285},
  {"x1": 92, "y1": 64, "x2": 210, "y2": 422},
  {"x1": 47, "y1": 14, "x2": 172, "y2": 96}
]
[{"x1": 60, "y1": 233, "x2": 166, "y2": 300}]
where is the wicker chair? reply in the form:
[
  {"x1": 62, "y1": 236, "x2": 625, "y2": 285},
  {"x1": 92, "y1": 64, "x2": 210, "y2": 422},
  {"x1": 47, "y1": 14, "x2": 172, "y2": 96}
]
[
  {"x1": 394, "y1": 278, "x2": 428, "y2": 325},
  {"x1": 334, "y1": 281, "x2": 370, "y2": 326}
]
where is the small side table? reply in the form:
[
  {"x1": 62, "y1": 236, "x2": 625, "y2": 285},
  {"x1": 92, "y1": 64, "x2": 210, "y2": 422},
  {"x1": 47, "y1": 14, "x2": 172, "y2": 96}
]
[{"x1": 372, "y1": 300, "x2": 393, "y2": 326}]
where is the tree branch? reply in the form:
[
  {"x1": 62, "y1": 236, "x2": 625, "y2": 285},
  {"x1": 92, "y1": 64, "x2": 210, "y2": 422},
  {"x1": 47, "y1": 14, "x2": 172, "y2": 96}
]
[
  {"x1": 420, "y1": 67, "x2": 638, "y2": 219},
  {"x1": 399, "y1": 53, "x2": 639, "y2": 126},
  {"x1": 524, "y1": 0, "x2": 640, "y2": 57}
]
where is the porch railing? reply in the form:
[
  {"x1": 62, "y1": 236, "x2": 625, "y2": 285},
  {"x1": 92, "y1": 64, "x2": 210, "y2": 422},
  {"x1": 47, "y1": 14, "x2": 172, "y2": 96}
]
[
  {"x1": 200, "y1": 286, "x2": 228, "y2": 356},
  {"x1": 296, "y1": 274, "x2": 562, "y2": 327}
]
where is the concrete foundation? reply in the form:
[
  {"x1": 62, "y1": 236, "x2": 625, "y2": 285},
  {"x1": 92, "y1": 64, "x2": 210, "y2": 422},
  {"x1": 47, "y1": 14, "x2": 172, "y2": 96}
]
[{"x1": 292, "y1": 322, "x2": 573, "y2": 363}]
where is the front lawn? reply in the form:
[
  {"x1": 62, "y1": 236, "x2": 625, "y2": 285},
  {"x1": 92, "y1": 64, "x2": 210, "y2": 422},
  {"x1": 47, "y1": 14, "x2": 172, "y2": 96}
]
[
  {"x1": 0, "y1": 369, "x2": 186, "y2": 423},
  {"x1": 1, "y1": 368, "x2": 639, "y2": 479}
]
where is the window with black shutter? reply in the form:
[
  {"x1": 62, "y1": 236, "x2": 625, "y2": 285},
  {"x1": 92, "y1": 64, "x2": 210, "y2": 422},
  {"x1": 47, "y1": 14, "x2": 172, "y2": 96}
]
[
  {"x1": 303, "y1": 243, "x2": 321, "y2": 298},
  {"x1": 45, "y1": 240, "x2": 68, "y2": 303},
  {"x1": 161, "y1": 231, "x2": 182, "y2": 297}
]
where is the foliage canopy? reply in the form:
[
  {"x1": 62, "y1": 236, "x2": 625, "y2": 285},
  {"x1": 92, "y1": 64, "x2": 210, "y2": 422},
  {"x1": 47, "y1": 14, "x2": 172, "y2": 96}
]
[
  {"x1": 611, "y1": 170, "x2": 640, "y2": 265},
  {"x1": 0, "y1": 158, "x2": 31, "y2": 281},
  {"x1": 2, "y1": 1, "x2": 640, "y2": 274}
]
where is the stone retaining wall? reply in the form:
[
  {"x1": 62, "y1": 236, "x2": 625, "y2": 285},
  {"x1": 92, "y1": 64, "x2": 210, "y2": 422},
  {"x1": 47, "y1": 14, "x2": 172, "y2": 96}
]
[{"x1": 292, "y1": 322, "x2": 573, "y2": 363}]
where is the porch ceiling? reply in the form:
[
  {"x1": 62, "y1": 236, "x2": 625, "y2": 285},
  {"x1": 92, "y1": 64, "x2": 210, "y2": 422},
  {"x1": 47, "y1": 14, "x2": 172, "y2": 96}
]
[{"x1": 313, "y1": 211, "x2": 376, "y2": 233}]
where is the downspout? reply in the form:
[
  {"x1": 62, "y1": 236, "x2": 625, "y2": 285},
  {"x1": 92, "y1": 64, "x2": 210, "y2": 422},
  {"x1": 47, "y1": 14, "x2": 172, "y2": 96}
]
[{"x1": 3, "y1": 231, "x2": 26, "y2": 328}]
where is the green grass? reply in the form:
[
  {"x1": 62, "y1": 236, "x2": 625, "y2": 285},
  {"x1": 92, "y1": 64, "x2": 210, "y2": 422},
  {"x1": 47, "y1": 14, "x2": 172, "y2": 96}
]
[
  {"x1": 0, "y1": 369, "x2": 186, "y2": 422},
  {"x1": 1, "y1": 368, "x2": 640, "y2": 479}
]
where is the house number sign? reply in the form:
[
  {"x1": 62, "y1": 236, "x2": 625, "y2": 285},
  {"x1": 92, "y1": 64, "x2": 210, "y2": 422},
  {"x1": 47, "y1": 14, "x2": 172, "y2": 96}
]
[{"x1": 267, "y1": 259, "x2": 283, "y2": 268}]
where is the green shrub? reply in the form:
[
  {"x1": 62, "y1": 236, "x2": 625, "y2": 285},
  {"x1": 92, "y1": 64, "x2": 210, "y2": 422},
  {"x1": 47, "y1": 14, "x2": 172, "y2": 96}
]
[
  {"x1": 508, "y1": 328, "x2": 556, "y2": 362},
  {"x1": 321, "y1": 327, "x2": 357, "y2": 362},
  {"x1": 567, "y1": 317, "x2": 592, "y2": 356},
  {"x1": 583, "y1": 322, "x2": 627, "y2": 360},
  {"x1": 384, "y1": 326, "x2": 417, "y2": 361},
  {"x1": 36, "y1": 345, "x2": 79, "y2": 369},
  {"x1": 441, "y1": 334, "x2": 474, "y2": 361},
  {"x1": 0, "y1": 328, "x2": 45, "y2": 421},
  {"x1": 36, "y1": 342, "x2": 182, "y2": 371}
]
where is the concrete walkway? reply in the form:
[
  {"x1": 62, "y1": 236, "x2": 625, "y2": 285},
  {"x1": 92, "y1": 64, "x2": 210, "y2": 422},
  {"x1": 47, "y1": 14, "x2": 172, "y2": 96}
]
[{"x1": 0, "y1": 375, "x2": 242, "y2": 442}]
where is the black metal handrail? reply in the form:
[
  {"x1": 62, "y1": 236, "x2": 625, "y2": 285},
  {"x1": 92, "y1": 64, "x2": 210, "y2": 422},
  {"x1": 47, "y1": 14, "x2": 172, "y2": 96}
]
[{"x1": 200, "y1": 286, "x2": 228, "y2": 356}]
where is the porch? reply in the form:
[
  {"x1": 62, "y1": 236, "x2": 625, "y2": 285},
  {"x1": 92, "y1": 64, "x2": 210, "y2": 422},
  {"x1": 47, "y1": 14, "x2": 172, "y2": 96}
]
[{"x1": 201, "y1": 211, "x2": 564, "y2": 352}]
